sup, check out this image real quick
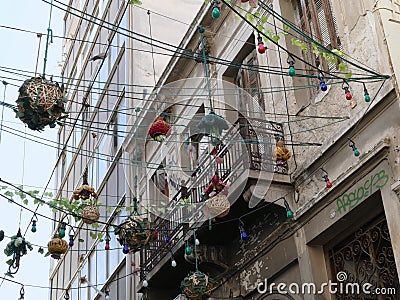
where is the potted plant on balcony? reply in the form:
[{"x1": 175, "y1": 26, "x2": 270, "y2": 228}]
[
  {"x1": 181, "y1": 270, "x2": 215, "y2": 300},
  {"x1": 148, "y1": 116, "x2": 171, "y2": 142},
  {"x1": 15, "y1": 76, "x2": 67, "y2": 131}
]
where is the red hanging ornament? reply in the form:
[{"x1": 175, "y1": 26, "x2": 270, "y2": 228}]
[{"x1": 148, "y1": 118, "x2": 171, "y2": 142}]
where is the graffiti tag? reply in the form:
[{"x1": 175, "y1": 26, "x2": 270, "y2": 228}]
[{"x1": 336, "y1": 170, "x2": 389, "y2": 215}]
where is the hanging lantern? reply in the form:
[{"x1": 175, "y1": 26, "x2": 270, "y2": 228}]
[
  {"x1": 197, "y1": 111, "x2": 228, "y2": 140},
  {"x1": 15, "y1": 76, "x2": 67, "y2": 131},
  {"x1": 148, "y1": 117, "x2": 171, "y2": 142},
  {"x1": 181, "y1": 271, "x2": 215, "y2": 300},
  {"x1": 47, "y1": 233, "x2": 68, "y2": 260},
  {"x1": 206, "y1": 194, "x2": 230, "y2": 218},
  {"x1": 114, "y1": 216, "x2": 154, "y2": 253},
  {"x1": 274, "y1": 141, "x2": 291, "y2": 172}
]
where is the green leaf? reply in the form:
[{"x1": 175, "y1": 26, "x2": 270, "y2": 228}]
[
  {"x1": 338, "y1": 62, "x2": 347, "y2": 72},
  {"x1": 345, "y1": 70, "x2": 353, "y2": 79},
  {"x1": 128, "y1": 0, "x2": 142, "y2": 4},
  {"x1": 106, "y1": 207, "x2": 112, "y2": 213},
  {"x1": 256, "y1": 25, "x2": 264, "y2": 32},
  {"x1": 6, "y1": 259, "x2": 14, "y2": 266},
  {"x1": 4, "y1": 191, "x2": 14, "y2": 198},
  {"x1": 271, "y1": 35, "x2": 280, "y2": 43},
  {"x1": 38, "y1": 247, "x2": 44, "y2": 254},
  {"x1": 332, "y1": 49, "x2": 344, "y2": 57},
  {"x1": 23, "y1": 199, "x2": 29, "y2": 206},
  {"x1": 246, "y1": 13, "x2": 254, "y2": 24},
  {"x1": 260, "y1": 15, "x2": 269, "y2": 24},
  {"x1": 44, "y1": 252, "x2": 51, "y2": 257},
  {"x1": 5, "y1": 272, "x2": 14, "y2": 278},
  {"x1": 79, "y1": 238, "x2": 85, "y2": 243},
  {"x1": 254, "y1": 12, "x2": 261, "y2": 18}
]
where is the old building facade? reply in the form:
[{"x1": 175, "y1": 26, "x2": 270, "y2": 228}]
[{"x1": 52, "y1": 0, "x2": 400, "y2": 300}]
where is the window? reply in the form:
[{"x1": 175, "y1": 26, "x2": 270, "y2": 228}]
[
  {"x1": 297, "y1": 0, "x2": 341, "y2": 70},
  {"x1": 236, "y1": 50, "x2": 265, "y2": 113}
]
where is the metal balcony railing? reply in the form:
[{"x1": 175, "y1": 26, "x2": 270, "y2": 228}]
[{"x1": 141, "y1": 118, "x2": 285, "y2": 276}]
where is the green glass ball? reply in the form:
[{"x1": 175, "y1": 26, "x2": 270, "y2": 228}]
[
  {"x1": 185, "y1": 246, "x2": 192, "y2": 255},
  {"x1": 287, "y1": 210, "x2": 294, "y2": 219},
  {"x1": 365, "y1": 94, "x2": 371, "y2": 102},
  {"x1": 212, "y1": 7, "x2": 220, "y2": 19},
  {"x1": 58, "y1": 228, "x2": 66, "y2": 238},
  {"x1": 288, "y1": 66, "x2": 296, "y2": 77},
  {"x1": 354, "y1": 149, "x2": 360, "y2": 157}
]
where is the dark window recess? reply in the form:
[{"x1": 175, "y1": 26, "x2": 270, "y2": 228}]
[{"x1": 329, "y1": 216, "x2": 400, "y2": 300}]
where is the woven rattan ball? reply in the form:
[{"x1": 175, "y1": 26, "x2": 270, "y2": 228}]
[
  {"x1": 206, "y1": 194, "x2": 230, "y2": 218},
  {"x1": 81, "y1": 205, "x2": 100, "y2": 224},
  {"x1": 47, "y1": 234, "x2": 68, "y2": 260}
]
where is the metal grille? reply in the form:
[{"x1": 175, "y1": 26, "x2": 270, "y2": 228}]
[{"x1": 329, "y1": 217, "x2": 399, "y2": 299}]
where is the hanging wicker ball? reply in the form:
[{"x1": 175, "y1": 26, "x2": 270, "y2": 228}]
[
  {"x1": 47, "y1": 234, "x2": 68, "y2": 260},
  {"x1": 81, "y1": 205, "x2": 100, "y2": 224},
  {"x1": 73, "y1": 184, "x2": 98, "y2": 200},
  {"x1": 148, "y1": 119, "x2": 171, "y2": 142},
  {"x1": 114, "y1": 216, "x2": 152, "y2": 252},
  {"x1": 181, "y1": 271, "x2": 214, "y2": 300},
  {"x1": 15, "y1": 77, "x2": 66, "y2": 131},
  {"x1": 206, "y1": 194, "x2": 230, "y2": 218}
]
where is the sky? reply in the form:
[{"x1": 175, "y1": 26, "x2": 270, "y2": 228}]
[{"x1": 0, "y1": 0, "x2": 63, "y2": 299}]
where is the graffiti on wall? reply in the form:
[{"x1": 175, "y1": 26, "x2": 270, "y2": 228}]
[{"x1": 336, "y1": 170, "x2": 389, "y2": 215}]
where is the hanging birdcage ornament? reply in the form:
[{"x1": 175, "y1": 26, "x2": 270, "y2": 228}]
[
  {"x1": 15, "y1": 76, "x2": 67, "y2": 131},
  {"x1": 148, "y1": 117, "x2": 171, "y2": 142},
  {"x1": 114, "y1": 198, "x2": 155, "y2": 253},
  {"x1": 180, "y1": 270, "x2": 215, "y2": 300},
  {"x1": 3, "y1": 229, "x2": 33, "y2": 275},
  {"x1": 273, "y1": 140, "x2": 291, "y2": 174},
  {"x1": 73, "y1": 168, "x2": 100, "y2": 224},
  {"x1": 47, "y1": 233, "x2": 68, "y2": 260}
]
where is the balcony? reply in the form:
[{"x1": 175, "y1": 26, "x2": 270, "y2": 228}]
[{"x1": 139, "y1": 117, "x2": 288, "y2": 293}]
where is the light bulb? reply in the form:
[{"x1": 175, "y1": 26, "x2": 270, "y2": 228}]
[
  {"x1": 364, "y1": 92, "x2": 371, "y2": 102},
  {"x1": 240, "y1": 230, "x2": 248, "y2": 241},
  {"x1": 195, "y1": 238, "x2": 200, "y2": 246},
  {"x1": 320, "y1": 81, "x2": 328, "y2": 91},
  {"x1": 326, "y1": 180, "x2": 332, "y2": 189},
  {"x1": 105, "y1": 242, "x2": 110, "y2": 250},
  {"x1": 288, "y1": 66, "x2": 296, "y2": 76},
  {"x1": 185, "y1": 245, "x2": 192, "y2": 255},
  {"x1": 171, "y1": 259, "x2": 177, "y2": 267},
  {"x1": 212, "y1": 7, "x2": 220, "y2": 19},
  {"x1": 353, "y1": 148, "x2": 360, "y2": 157},
  {"x1": 69, "y1": 235, "x2": 74, "y2": 247},
  {"x1": 257, "y1": 43, "x2": 266, "y2": 54},
  {"x1": 143, "y1": 280, "x2": 149, "y2": 288},
  {"x1": 345, "y1": 91, "x2": 352, "y2": 100},
  {"x1": 165, "y1": 236, "x2": 170, "y2": 243},
  {"x1": 123, "y1": 244, "x2": 129, "y2": 254},
  {"x1": 286, "y1": 209, "x2": 294, "y2": 219},
  {"x1": 58, "y1": 228, "x2": 66, "y2": 238}
]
